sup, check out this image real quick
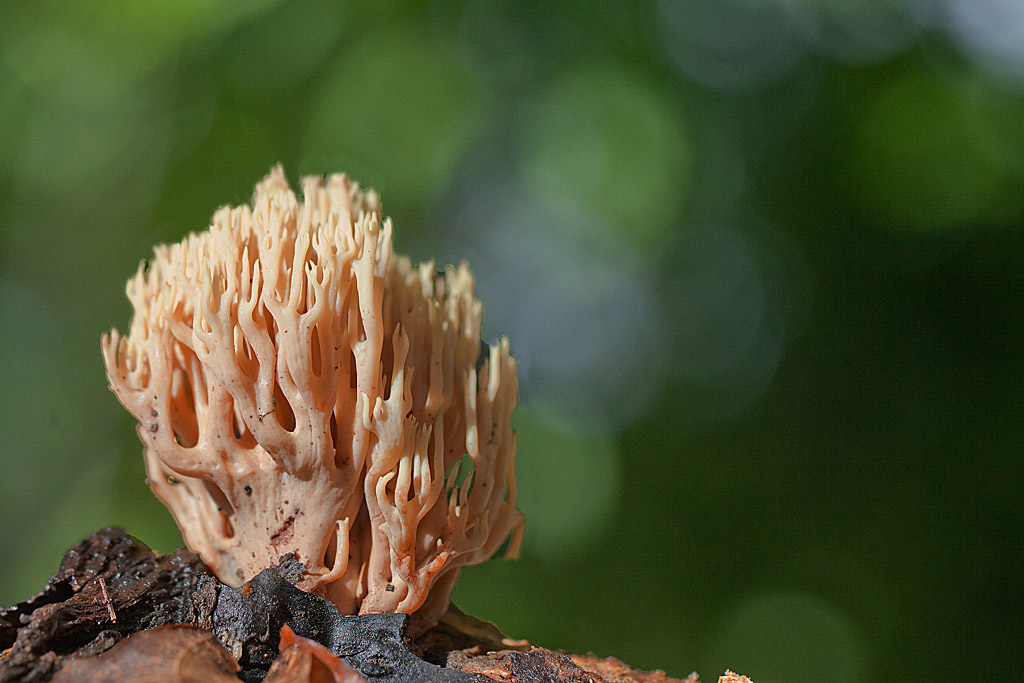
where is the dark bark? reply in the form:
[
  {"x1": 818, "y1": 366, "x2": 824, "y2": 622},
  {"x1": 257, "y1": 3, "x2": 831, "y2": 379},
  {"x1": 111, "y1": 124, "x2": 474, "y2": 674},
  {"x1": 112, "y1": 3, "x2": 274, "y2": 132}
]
[{"x1": 0, "y1": 529, "x2": 696, "y2": 683}]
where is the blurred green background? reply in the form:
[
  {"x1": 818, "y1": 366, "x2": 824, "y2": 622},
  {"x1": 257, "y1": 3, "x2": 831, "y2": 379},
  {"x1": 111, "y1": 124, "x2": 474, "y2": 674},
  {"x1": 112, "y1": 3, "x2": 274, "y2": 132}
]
[{"x1": 1, "y1": 2, "x2": 1022, "y2": 681}]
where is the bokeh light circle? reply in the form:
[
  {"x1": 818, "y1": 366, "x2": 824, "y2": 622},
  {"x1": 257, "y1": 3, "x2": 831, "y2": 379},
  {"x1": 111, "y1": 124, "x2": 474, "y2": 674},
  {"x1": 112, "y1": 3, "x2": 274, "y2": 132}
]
[
  {"x1": 705, "y1": 591, "x2": 867, "y2": 683},
  {"x1": 437, "y1": 179, "x2": 670, "y2": 429},
  {"x1": 852, "y1": 65, "x2": 1024, "y2": 231},
  {"x1": 512, "y1": 402, "x2": 621, "y2": 558},
  {"x1": 662, "y1": 222, "x2": 791, "y2": 422},
  {"x1": 657, "y1": 0, "x2": 811, "y2": 91},
  {"x1": 302, "y1": 24, "x2": 480, "y2": 204},
  {"x1": 943, "y1": 0, "x2": 1024, "y2": 83},
  {"x1": 519, "y1": 61, "x2": 691, "y2": 248}
]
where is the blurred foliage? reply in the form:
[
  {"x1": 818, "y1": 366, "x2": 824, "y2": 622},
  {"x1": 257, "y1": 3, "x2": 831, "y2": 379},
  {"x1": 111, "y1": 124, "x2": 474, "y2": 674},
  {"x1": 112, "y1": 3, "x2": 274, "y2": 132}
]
[{"x1": 1, "y1": 2, "x2": 1023, "y2": 682}]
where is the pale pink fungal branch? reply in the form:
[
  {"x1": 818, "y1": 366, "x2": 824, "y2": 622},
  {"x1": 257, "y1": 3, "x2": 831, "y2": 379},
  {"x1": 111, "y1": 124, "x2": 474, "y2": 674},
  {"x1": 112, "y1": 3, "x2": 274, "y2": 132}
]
[{"x1": 101, "y1": 167, "x2": 523, "y2": 624}]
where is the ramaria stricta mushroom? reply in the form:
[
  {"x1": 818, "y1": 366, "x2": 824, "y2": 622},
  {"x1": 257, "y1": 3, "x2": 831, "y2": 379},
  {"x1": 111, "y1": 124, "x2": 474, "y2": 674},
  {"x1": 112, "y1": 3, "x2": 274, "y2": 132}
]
[{"x1": 101, "y1": 166, "x2": 523, "y2": 627}]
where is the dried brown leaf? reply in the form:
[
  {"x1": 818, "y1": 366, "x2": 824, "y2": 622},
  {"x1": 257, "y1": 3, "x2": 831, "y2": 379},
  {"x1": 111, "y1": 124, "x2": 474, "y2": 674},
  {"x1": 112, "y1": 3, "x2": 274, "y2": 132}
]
[
  {"x1": 265, "y1": 624, "x2": 365, "y2": 683},
  {"x1": 49, "y1": 624, "x2": 239, "y2": 683}
]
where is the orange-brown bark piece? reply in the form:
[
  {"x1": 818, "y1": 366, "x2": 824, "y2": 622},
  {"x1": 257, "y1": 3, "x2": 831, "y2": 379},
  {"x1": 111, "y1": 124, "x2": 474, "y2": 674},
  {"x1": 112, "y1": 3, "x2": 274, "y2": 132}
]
[
  {"x1": 570, "y1": 654, "x2": 700, "y2": 683},
  {"x1": 49, "y1": 625, "x2": 239, "y2": 683},
  {"x1": 718, "y1": 672, "x2": 754, "y2": 683},
  {"x1": 264, "y1": 647, "x2": 333, "y2": 683},
  {"x1": 268, "y1": 624, "x2": 366, "y2": 682}
]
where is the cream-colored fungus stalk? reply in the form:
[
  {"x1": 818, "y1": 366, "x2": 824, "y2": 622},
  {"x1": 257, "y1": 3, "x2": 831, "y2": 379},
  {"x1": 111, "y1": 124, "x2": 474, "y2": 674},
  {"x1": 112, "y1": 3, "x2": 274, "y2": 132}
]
[{"x1": 101, "y1": 167, "x2": 523, "y2": 625}]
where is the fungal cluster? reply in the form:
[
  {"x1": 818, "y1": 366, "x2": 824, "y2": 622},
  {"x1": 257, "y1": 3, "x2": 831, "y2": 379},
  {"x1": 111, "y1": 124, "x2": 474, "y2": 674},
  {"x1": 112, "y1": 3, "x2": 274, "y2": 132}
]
[{"x1": 102, "y1": 167, "x2": 522, "y2": 625}]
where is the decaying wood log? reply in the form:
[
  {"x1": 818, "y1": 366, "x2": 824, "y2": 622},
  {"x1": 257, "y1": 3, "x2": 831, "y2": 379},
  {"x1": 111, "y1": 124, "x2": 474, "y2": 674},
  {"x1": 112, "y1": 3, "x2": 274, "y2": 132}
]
[{"x1": 0, "y1": 529, "x2": 744, "y2": 683}]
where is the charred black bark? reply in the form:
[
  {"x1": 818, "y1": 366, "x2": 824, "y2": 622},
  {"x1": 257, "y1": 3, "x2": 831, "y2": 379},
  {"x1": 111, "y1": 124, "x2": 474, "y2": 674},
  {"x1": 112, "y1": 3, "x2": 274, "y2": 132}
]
[{"x1": 208, "y1": 558, "x2": 481, "y2": 682}]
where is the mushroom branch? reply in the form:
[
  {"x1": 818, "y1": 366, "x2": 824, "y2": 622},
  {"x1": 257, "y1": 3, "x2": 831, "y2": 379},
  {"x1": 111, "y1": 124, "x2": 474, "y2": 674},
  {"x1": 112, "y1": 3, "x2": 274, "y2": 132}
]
[{"x1": 101, "y1": 166, "x2": 524, "y2": 624}]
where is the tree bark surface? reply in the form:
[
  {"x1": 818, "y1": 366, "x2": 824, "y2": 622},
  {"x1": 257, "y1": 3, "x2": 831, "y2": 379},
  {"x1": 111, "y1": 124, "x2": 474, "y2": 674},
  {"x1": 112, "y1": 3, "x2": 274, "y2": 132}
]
[{"x1": 0, "y1": 529, "x2": 746, "y2": 683}]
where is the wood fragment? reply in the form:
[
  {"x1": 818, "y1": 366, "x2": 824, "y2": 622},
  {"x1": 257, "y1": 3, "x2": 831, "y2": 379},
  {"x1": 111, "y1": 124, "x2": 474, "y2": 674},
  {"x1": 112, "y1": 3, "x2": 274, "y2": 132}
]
[
  {"x1": 1, "y1": 528, "x2": 744, "y2": 683},
  {"x1": 98, "y1": 578, "x2": 117, "y2": 624},
  {"x1": 273, "y1": 624, "x2": 366, "y2": 682}
]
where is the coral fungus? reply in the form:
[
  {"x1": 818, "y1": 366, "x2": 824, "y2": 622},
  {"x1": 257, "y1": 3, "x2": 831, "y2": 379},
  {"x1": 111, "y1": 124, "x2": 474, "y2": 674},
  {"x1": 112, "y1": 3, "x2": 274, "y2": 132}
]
[{"x1": 101, "y1": 167, "x2": 523, "y2": 625}]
